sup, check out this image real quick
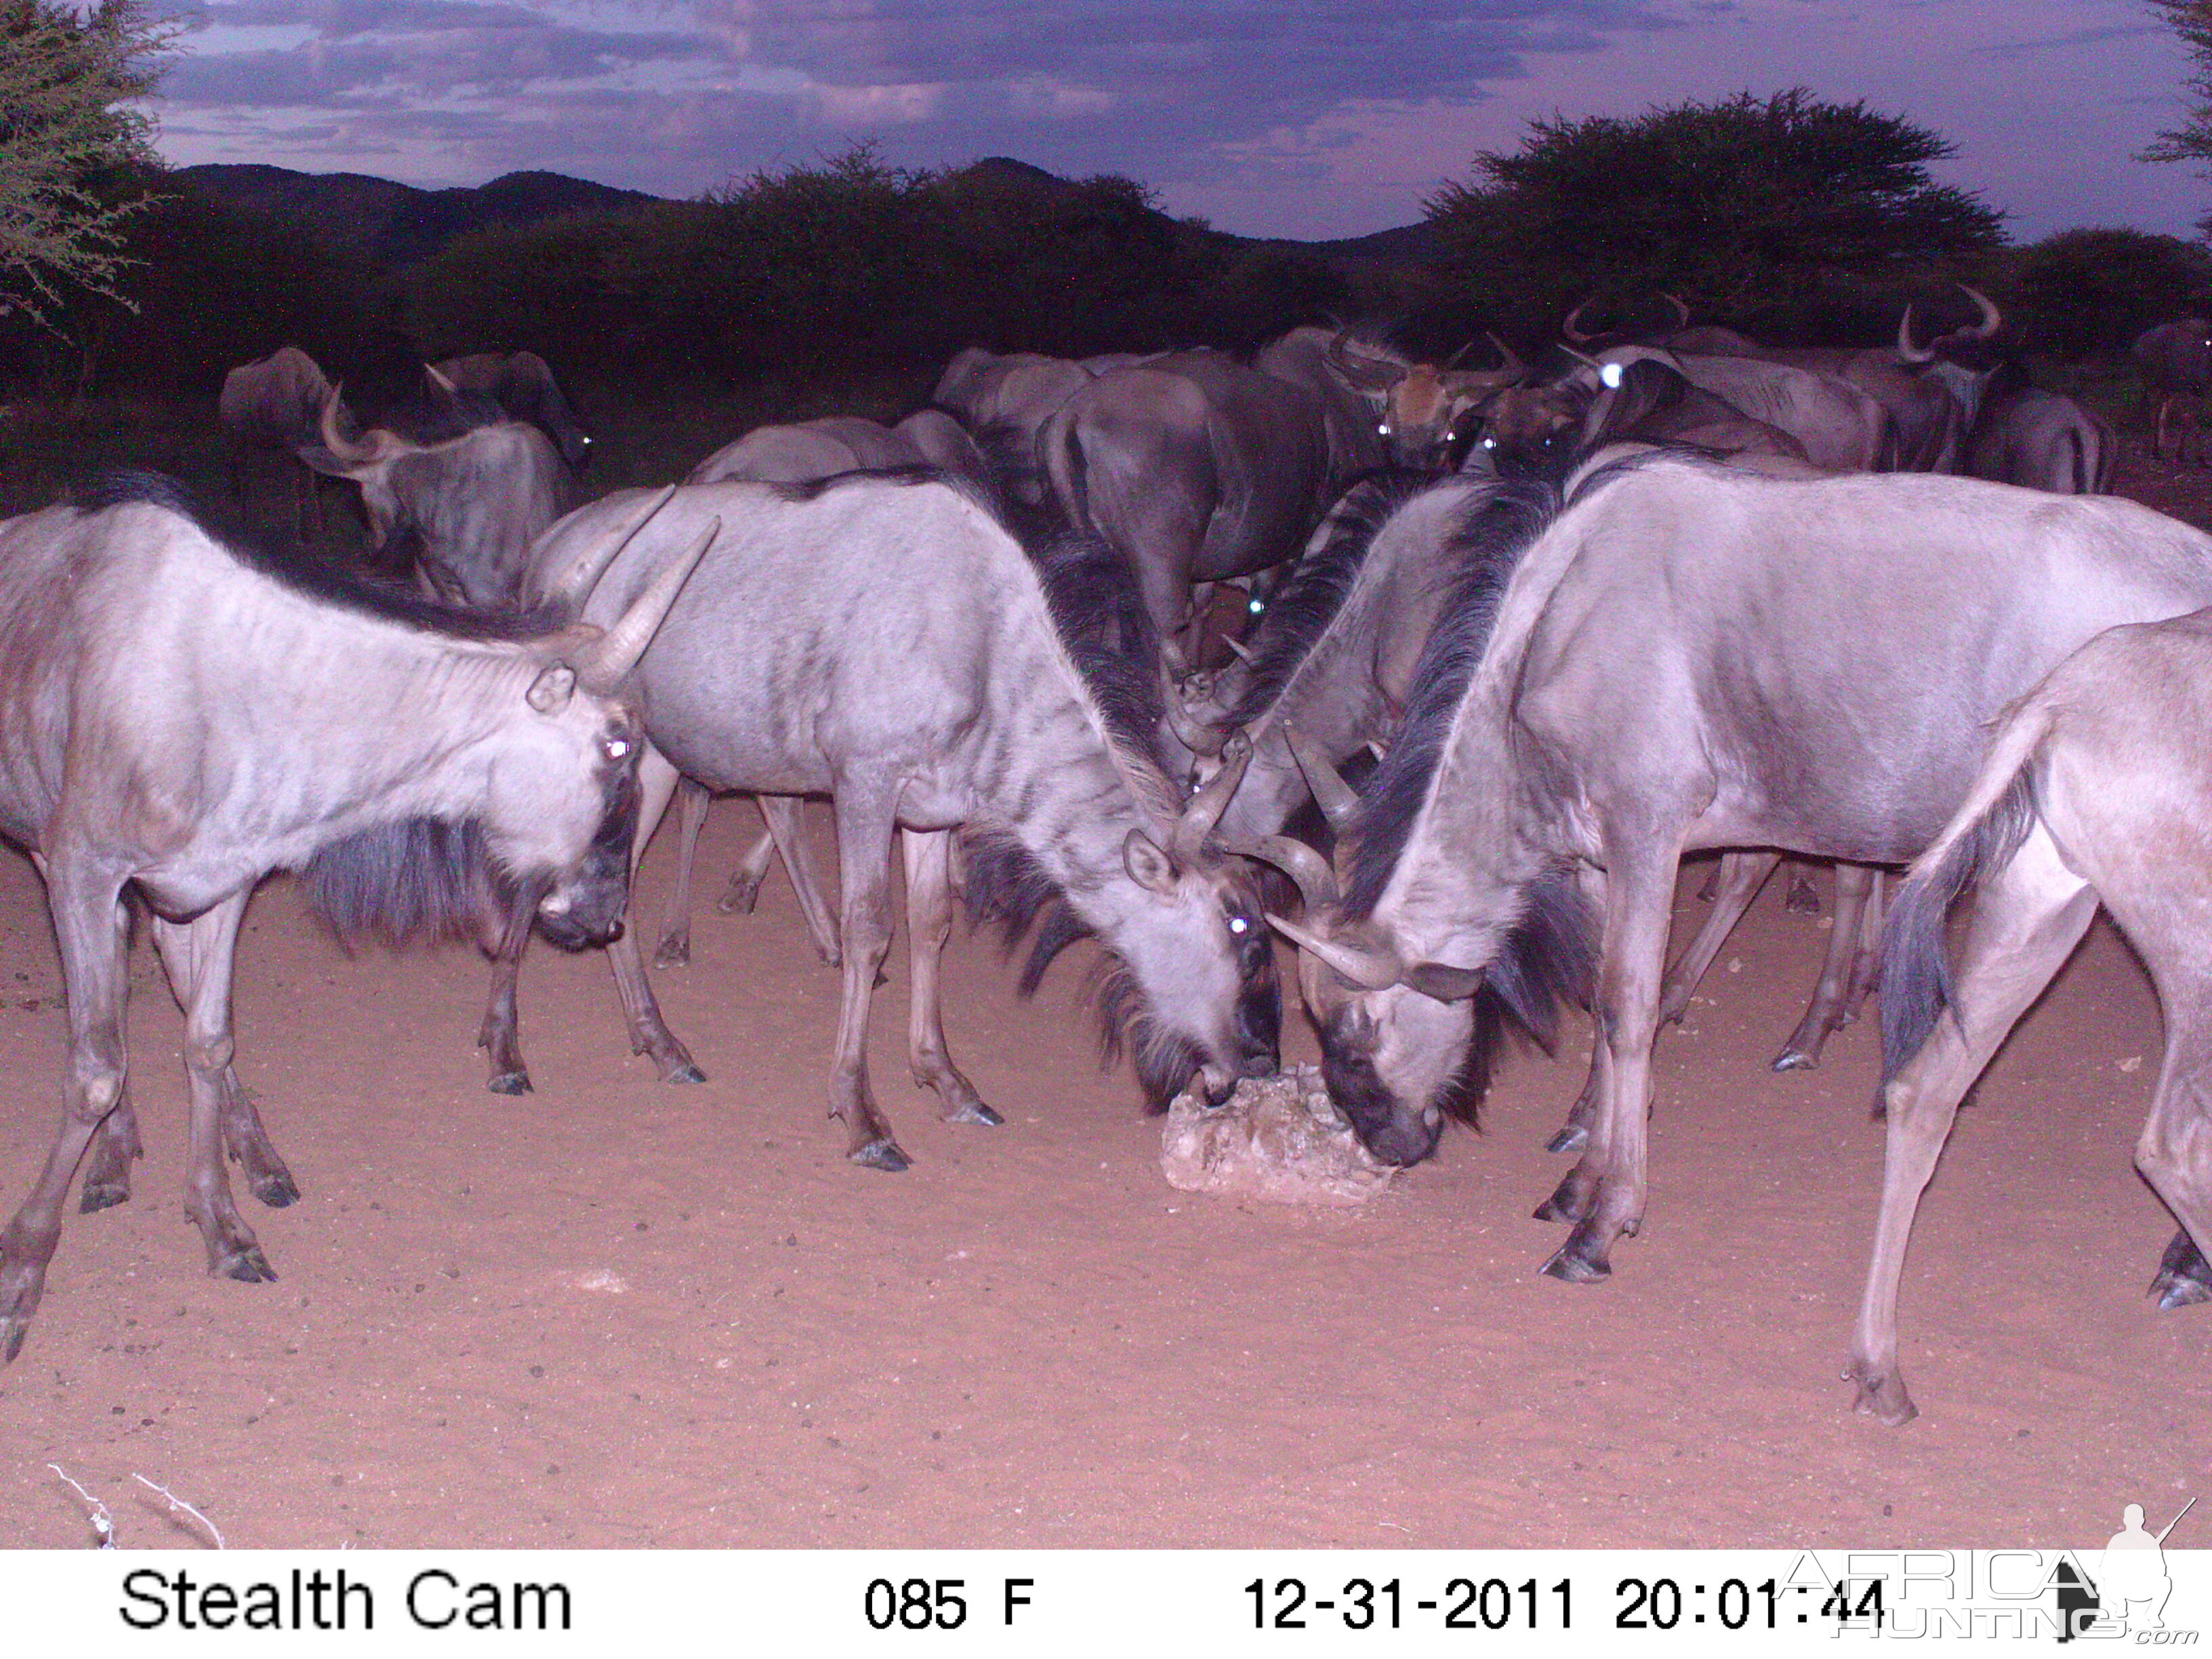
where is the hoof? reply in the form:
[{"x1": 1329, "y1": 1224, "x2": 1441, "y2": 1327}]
[
  {"x1": 947, "y1": 1101, "x2": 1003, "y2": 1128},
  {"x1": 487, "y1": 1071, "x2": 533, "y2": 1097},
  {"x1": 850, "y1": 1139, "x2": 912, "y2": 1173},
  {"x1": 1538, "y1": 1244, "x2": 1611, "y2": 1284},
  {"x1": 716, "y1": 878, "x2": 762, "y2": 916},
  {"x1": 246, "y1": 1171, "x2": 301, "y2": 1210},
  {"x1": 1846, "y1": 1362, "x2": 1919, "y2": 1426},
  {"x1": 1, "y1": 1317, "x2": 25, "y2": 1365},
  {"x1": 663, "y1": 1062, "x2": 708, "y2": 1086},
  {"x1": 79, "y1": 1179, "x2": 130, "y2": 1214},
  {"x1": 2157, "y1": 1276, "x2": 2212, "y2": 1311},
  {"x1": 1785, "y1": 876, "x2": 1822, "y2": 914},
  {"x1": 1532, "y1": 1172, "x2": 1590, "y2": 1223},
  {"x1": 1543, "y1": 1124, "x2": 1587, "y2": 1155},
  {"x1": 653, "y1": 937, "x2": 691, "y2": 969},
  {"x1": 1771, "y1": 1050, "x2": 1817, "y2": 1073},
  {"x1": 217, "y1": 1246, "x2": 279, "y2": 1284}
]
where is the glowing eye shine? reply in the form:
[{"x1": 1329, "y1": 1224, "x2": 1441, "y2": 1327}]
[
  {"x1": 1248, "y1": 597, "x2": 1264, "y2": 615},
  {"x1": 1600, "y1": 361, "x2": 1625, "y2": 389},
  {"x1": 1229, "y1": 916, "x2": 1250, "y2": 935},
  {"x1": 605, "y1": 737, "x2": 630, "y2": 760},
  {"x1": 1377, "y1": 422, "x2": 1391, "y2": 436}
]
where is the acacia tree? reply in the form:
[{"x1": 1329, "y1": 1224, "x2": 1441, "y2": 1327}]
[
  {"x1": 0, "y1": 0, "x2": 173, "y2": 323},
  {"x1": 1425, "y1": 88, "x2": 2006, "y2": 325},
  {"x1": 2144, "y1": 0, "x2": 2212, "y2": 230}
]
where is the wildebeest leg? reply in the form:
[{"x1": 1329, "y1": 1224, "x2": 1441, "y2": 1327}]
[
  {"x1": 476, "y1": 877, "x2": 546, "y2": 1096},
  {"x1": 148, "y1": 893, "x2": 279, "y2": 1284},
  {"x1": 1774, "y1": 863, "x2": 1877, "y2": 1072},
  {"x1": 1, "y1": 862, "x2": 134, "y2": 1362},
  {"x1": 150, "y1": 892, "x2": 300, "y2": 1211},
  {"x1": 602, "y1": 747, "x2": 705, "y2": 1083},
  {"x1": 1658, "y1": 851, "x2": 1778, "y2": 1025},
  {"x1": 1538, "y1": 842, "x2": 1680, "y2": 1283},
  {"x1": 1784, "y1": 861, "x2": 1822, "y2": 914},
  {"x1": 2137, "y1": 1000, "x2": 2212, "y2": 1316},
  {"x1": 715, "y1": 826, "x2": 776, "y2": 916},
  {"x1": 760, "y1": 796, "x2": 842, "y2": 967},
  {"x1": 79, "y1": 895, "x2": 141, "y2": 1211},
  {"x1": 829, "y1": 783, "x2": 907, "y2": 1170},
  {"x1": 1547, "y1": 859, "x2": 1618, "y2": 1155},
  {"x1": 653, "y1": 777, "x2": 710, "y2": 968},
  {"x1": 902, "y1": 827, "x2": 999, "y2": 1128},
  {"x1": 1840, "y1": 870, "x2": 1885, "y2": 1025},
  {"x1": 1846, "y1": 828, "x2": 2093, "y2": 1425}
]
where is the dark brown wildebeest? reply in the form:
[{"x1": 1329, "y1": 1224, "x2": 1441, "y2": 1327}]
[
  {"x1": 430, "y1": 351, "x2": 594, "y2": 471},
  {"x1": 218, "y1": 346, "x2": 339, "y2": 543},
  {"x1": 0, "y1": 474, "x2": 708, "y2": 1364},
  {"x1": 2131, "y1": 319, "x2": 2212, "y2": 464},
  {"x1": 1857, "y1": 608, "x2": 2212, "y2": 1422}
]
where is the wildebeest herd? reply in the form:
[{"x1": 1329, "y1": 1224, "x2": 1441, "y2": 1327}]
[{"x1": 0, "y1": 294, "x2": 2204, "y2": 1431}]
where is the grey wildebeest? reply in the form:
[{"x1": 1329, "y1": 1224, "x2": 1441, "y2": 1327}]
[
  {"x1": 0, "y1": 474, "x2": 709, "y2": 1363},
  {"x1": 2132, "y1": 319, "x2": 2212, "y2": 464},
  {"x1": 1854, "y1": 609, "x2": 2212, "y2": 1422},
  {"x1": 219, "y1": 346, "x2": 339, "y2": 543},
  {"x1": 493, "y1": 472, "x2": 1281, "y2": 1168},
  {"x1": 1267, "y1": 455, "x2": 2212, "y2": 1289},
  {"x1": 430, "y1": 351, "x2": 594, "y2": 471},
  {"x1": 301, "y1": 387, "x2": 577, "y2": 608},
  {"x1": 1965, "y1": 371, "x2": 2117, "y2": 495}
]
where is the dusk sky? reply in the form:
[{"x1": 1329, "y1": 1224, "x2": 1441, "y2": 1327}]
[{"x1": 148, "y1": 0, "x2": 2198, "y2": 243}]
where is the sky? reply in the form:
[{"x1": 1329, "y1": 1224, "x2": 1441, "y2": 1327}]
[{"x1": 146, "y1": 0, "x2": 2203, "y2": 243}]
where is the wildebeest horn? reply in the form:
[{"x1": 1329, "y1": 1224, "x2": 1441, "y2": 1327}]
[
  {"x1": 570, "y1": 517, "x2": 717, "y2": 693},
  {"x1": 1559, "y1": 344, "x2": 1605, "y2": 373},
  {"x1": 424, "y1": 362, "x2": 459, "y2": 398},
  {"x1": 1326, "y1": 329, "x2": 1408, "y2": 390},
  {"x1": 1450, "y1": 331, "x2": 1528, "y2": 390},
  {"x1": 1223, "y1": 636, "x2": 1256, "y2": 665},
  {"x1": 1265, "y1": 912, "x2": 1403, "y2": 991},
  {"x1": 1162, "y1": 665, "x2": 1227, "y2": 757},
  {"x1": 1172, "y1": 728, "x2": 1251, "y2": 864},
  {"x1": 1286, "y1": 721, "x2": 1359, "y2": 832},
  {"x1": 1561, "y1": 295, "x2": 1602, "y2": 345},
  {"x1": 1241, "y1": 834, "x2": 1338, "y2": 912},
  {"x1": 1662, "y1": 293, "x2": 1692, "y2": 332},
  {"x1": 1896, "y1": 302, "x2": 1936, "y2": 364},
  {"x1": 1951, "y1": 283, "x2": 2002, "y2": 342},
  {"x1": 318, "y1": 385, "x2": 384, "y2": 468},
  {"x1": 541, "y1": 485, "x2": 678, "y2": 609}
]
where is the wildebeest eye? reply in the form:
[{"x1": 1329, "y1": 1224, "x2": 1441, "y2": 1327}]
[
  {"x1": 604, "y1": 736, "x2": 631, "y2": 762},
  {"x1": 1248, "y1": 596, "x2": 1265, "y2": 615},
  {"x1": 1228, "y1": 915, "x2": 1251, "y2": 936}
]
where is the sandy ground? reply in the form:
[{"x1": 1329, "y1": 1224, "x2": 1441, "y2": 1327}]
[{"x1": 1, "y1": 456, "x2": 2207, "y2": 1551}]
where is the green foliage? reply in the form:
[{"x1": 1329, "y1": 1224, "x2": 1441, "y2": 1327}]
[
  {"x1": 2003, "y1": 227, "x2": 2212, "y2": 358},
  {"x1": 1425, "y1": 89, "x2": 2007, "y2": 325},
  {"x1": 0, "y1": 0, "x2": 176, "y2": 323}
]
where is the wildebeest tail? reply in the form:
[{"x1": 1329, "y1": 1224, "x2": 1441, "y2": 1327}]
[{"x1": 1878, "y1": 701, "x2": 2051, "y2": 1081}]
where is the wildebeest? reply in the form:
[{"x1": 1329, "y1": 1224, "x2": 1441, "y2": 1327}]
[
  {"x1": 495, "y1": 472, "x2": 1280, "y2": 1167},
  {"x1": 0, "y1": 474, "x2": 708, "y2": 1363},
  {"x1": 690, "y1": 413, "x2": 987, "y2": 493},
  {"x1": 1040, "y1": 348, "x2": 1364, "y2": 666},
  {"x1": 932, "y1": 348, "x2": 1139, "y2": 502},
  {"x1": 1472, "y1": 350, "x2": 1814, "y2": 480},
  {"x1": 1965, "y1": 375, "x2": 2117, "y2": 494},
  {"x1": 1855, "y1": 609, "x2": 2212, "y2": 1422},
  {"x1": 1267, "y1": 455, "x2": 2212, "y2": 1288},
  {"x1": 218, "y1": 346, "x2": 338, "y2": 543},
  {"x1": 2131, "y1": 319, "x2": 2212, "y2": 464},
  {"x1": 301, "y1": 388, "x2": 577, "y2": 607},
  {"x1": 1254, "y1": 326, "x2": 1528, "y2": 473},
  {"x1": 430, "y1": 351, "x2": 593, "y2": 470}
]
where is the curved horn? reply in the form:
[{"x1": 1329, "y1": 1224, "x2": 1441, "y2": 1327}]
[
  {"x1": 1161, "y1": 665, "x2": 1227, "y2": 758},
  {"x1": 1286, "y1": 721, "x2": 1360, "y2": 833},
  {"x1": 1557, "y1": 344, "x2": 1605, "y2": 375},
  {"x1": 1895, "y1": 301, "x2": 1934, "y2": 364},
  {"x1": 1222, "y1": 635, "x2": 1257, "y2": 666},
  {"x1": 541, "y1": 485, "x2": 678, "y2": 609},
  {"x1": 1240, "y1": 834, "x2": 1338, "y2": 912},
  {"x1": 318, "y1": 385, "x2": 382, "y2": 468},
  {"x1": 1326, "y1": 329, "x2": 1408, "y2": 390},
  {"x1": 424, "y1": 361, "x2": 459, "y2": 398},
  {"x1": 1265, "y1": 912, "x2": 1403, "y2": 991},
  {"x1": 1560, "y1": 295, "x2": 1602, "y2": 345},
  {"x1": 1946, "y1": 282, "x2": 2002, "y2": 344},
  {"x1": 1662, "y1": 293, "x2": 1692, "y2": 333},
  {"x1": 1448, "y1": 331, "x2": 1528, "y2": 391},
  {"x1": 1173, "y1": 728, "x2": 1251, "y2": 864},
  {"x1": 570, "y1": 516, "x2": 718, "y2": 693}
]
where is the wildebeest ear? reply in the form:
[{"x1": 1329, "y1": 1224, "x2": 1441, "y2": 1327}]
[
  {"x1": 1123, "y1": 830, "x2": 1179, "y2": 896},
  {"x1": 527, "y1": 664, "x2": 576, "y2": 714},
  {"x1": 1404, "y1": 961, "x2": 1486, "y2": 1002}
]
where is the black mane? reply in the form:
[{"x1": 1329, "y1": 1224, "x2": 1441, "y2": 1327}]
[
  {"x1": 1342, "y1": 476, "x2": 1562, "y2": 920},
  {"x1": 1224, "y1": 469, "x2": 1433, "y2": 730},
  {"x1": 78, "y1": 470, "x2": 564, "y2": 642}
]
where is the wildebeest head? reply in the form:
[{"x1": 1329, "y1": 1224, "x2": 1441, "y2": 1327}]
[
  {"x1": 492, "y1": 506, "x2": 718, "y2": 949},
  {"x1": 1326, "y1": 331, "x2": 1528, "y2": 470},
  {"x1": 1469, "y1": 352, "x2": 1703, "y2": 482}
]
